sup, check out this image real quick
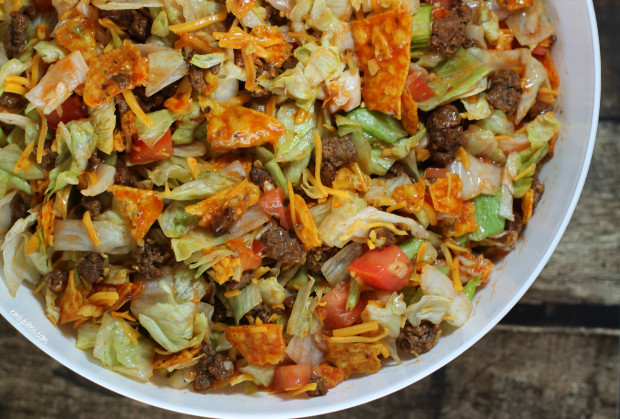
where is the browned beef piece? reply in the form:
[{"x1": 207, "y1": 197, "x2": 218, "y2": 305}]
[
  {"x1": 110, "y1": 73, "x2": 132, "y2": 90},
  {"x1": 40, "y1": 151, "x2": 58, "y2": 170},
  {"x1": 211, "y1": 298, "x2": 229, "y2": 323},
  {"x1": 227, "y1": 271, "x2": 254, "y2": 292},
  {"x1": 306, "y1": 246, "x2": 337, "y2": 277},
  {"x1": 427, "y1": 104, "x2": 464, "y2": 166},
  {"x1": 0, "y1": 92, "x2": 26, "y2": 109},
  {"x1": 80, "y1": 196, "x2": 103, "y2": 218},
  {"x1": 11, "y1": 194, "x2": 28, "y2": 223},
  {"x1": 486, "y1": 69, "x2": 522, "y2": 114},
  {"x1": 505, "y1": 211, "x2": 524, "y2": 234},
  {"x1": 78, "y1": 252, "x2": 111, "y2": 284},
  {"x1": 259, "y1": 222, "x2": 304, "y2": 264},
  {"x1": 396, "y1": 320, "x2": 440, "y2": 355},
  {"x1": 463, "y1": 38, "x2": 483, "y2": 49},
  {"x1": 129, "y1": 9, "x2": 151, "y2": 43},
  {"x1": 527, "y1": 100, "x2": 554, "y2": 120},
  {"x1": 248, "y1": 63, "x2": 278, "y2": 98},
  {"x1": 85, "y1": 150, "x2": 102, "y2": 173},
  {"x1": 320, "y1": 135, "x2": 357, "y2": 186},
  {"x1": 5, "y1": 11, "x2": 28, "y2": 59},
  {"x1": 189, "y1": 65, "x2": 208, "y2": 93},
  {"x1": 306, "y1": 376, "x2": 328, "y2": 397},
  {"x1": 134, "y1": 86, "x2": 165, "y2": 112},
  {"x1": 44, "y1": 270, "x2": 69, "y2": 293},
  {"x1": 247, "y1": 303, "x2": 283, "y2": 324},
  {"x1": 265, "y1": 3, "x2": 287, "y2": 26},
  {"x1": 386, "y1": 163, "x2": 408, "y2": 179},
  {"x1": 114, "y1": 94, "x2": 130, "y2": 113},
  {"x1": 283, "y1": 294, "x2": 295, "y2": 311},
  {"x1": 430, "y1": 9, "x2": 468, "y2": 58},
  {"x1": 193, "y1": 344, "x2": 234, "y2": 393},
  {"x1": 249, "y1": 165, "x2": 274, "y2": 188},
  {"x1": 114, "y1": 162, "x2": 139, "y2": 187},
  {"x1": 373, "y1": 227, "x2": 397, "y2": 249},
  {"x1": 132, "y1": 238, "x2": 170, "y2": 280},
  {"x1": 454, "y1": 1, "x2": 473, "y2": 23},
  {"x1": 210, "y1": 207, "x2": 235, "y2": 236},
  {"x1": 99, "y1": 9, "x2": 133, "y2": 29},
  {"x1": 531, "y1": 177, "x2": 545, "y2": 209}
]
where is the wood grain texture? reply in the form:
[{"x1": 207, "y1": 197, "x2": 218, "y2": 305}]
[
  {"x1": 522, "y1": 122, "x2": 620, "y2": 305},
  {"x1": 594, "y1": 0, "x2": 620, "y2": 120}
]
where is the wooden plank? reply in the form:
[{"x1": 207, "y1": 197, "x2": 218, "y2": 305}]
[
  {"x1": 593, "y1": 0, "x2": 620, "y2": 120},
  {"x1": 0, "y1": 318, "x2": 616, "y2": 418},
  {"x1": 522, "y1": 122, "x2": 620, "y2": 305}
]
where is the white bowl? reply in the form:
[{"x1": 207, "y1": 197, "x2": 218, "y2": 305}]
[{"x1": 0, "y1": 1, "x2": 600, "y2": 417}]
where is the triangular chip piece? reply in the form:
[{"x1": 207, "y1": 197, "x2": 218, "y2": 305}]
[{"x1": 108, "y1": 185, "x2": 163, "y2": 244}]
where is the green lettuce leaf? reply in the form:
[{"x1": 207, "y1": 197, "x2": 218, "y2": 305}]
[
  {"x1": 89, "y1": 100, "x2": 116, "y2": 155},
  {"x1": 466, "y1": 192, "x2": 505, "y2": 241},
  {"x1": 418, "y1": 48, "x2": 491, "y2": 112},
  {"x1": 158, "y1": 201, "x2": 200, "y2": 238},
  {"x1": 362, "y1": 292, "x2": 406, "y2": 338},
  {"x1": 276, "y1": 103, "x2": 315, "y2": 163},
  {"x1": 0, "y1": 59, "x2": 31, "y2": 95},
  {"x1": 0, "y1": 144, "x2": 45, "y2": 180},
  {"x1": 33, "y1": 41, "x2": 66, "y2": 63},
  {"x1": 135, "y1": 109, "x2": 179, "y2": 147},
  {"x1": 171, "y1": 101, "x2": 204, "y2": 144},
  {"x1": 93, "y1": 313, "x2": 155, "y2": 381},
  {"x1": 162, "y1": 171, "x2": 238, "y2": 201},
  {"x1": 228, "y1": 282, "x2": 262, "y2": 324}
]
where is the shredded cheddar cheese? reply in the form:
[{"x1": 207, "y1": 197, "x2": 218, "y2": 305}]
[
  {"x1": 295, "y1": 107, "x2": 308, "y2": 124},
  {"x1": 187, "y1": 157, "x2": 201, "y2": 180},
  {"x1": 13, "y1": 141, "x2": 35, "y2": 174},
  {"x1": 415, "y1": 242, "x2": 428, "y2": 266},
  {"x1": 3, "y1": 83, "x2": 28, "y2": 95},
  {"x1": 98, "y1": 18, "x2": 126, "y2": 36},
  {"x1": 169, "y1": 12, "x2": 228, "y2": 34},
  {"x1": 457, "y1": 147, "x2": 470, "y2": 170},
  {"x1": 36, "y1": 109, "x2": 48, "y2": 164},
  {"x1": 211, "y1": 322, "x2": 229, "y2": 332},
  {"x1": 363, "y1": 222, "x2": 408, "y2": 235},
  {"x1": 33, "y1": 280, "x2": 47, "y2": 295},
  {"x1": 328, "y1": 327, "x2": 389, "y2": 343},
  {"x1": 422, "y1": 201, "x2": 437, "y2": 226},
  {"x1": 333, "y1": 321, "x2": 379, "y2": 337},
  {"x1": 289, "y1": 382, "x2": 318, "y2": 396},
  {"x1": 287, "y1": 180, "x2": 297, "y2": 225},
  {"x1": 265, "y1": 95, "x2": 277, "y2": 117},
  {"x1": 30, "y1": 54, "x2": 40, "y2": 86},
  {"x1": 230, "y1": 373, "x2": 254, "y2": 387},
  {"x1": 82, "y1": 210, "x2": 102, "y2": 248},
  {"x1": 522, "y1": 188, "x2": 534, "y2": 225},
  {"x1": 386, "y1": 201, "x2": 407, "y2": 213},
  {"x1": 224, "y1": 289, "x2": 241, "y2": 298},
  {"x1": 513, "y1": 163, "x2": 536, "y2": 181},
  {"x1": 5, "y1": 75, "x2": 31, "y2": 87},
  {"x1": 226, "y1": 92, "x2": 252, "y2": 106},
  {"x1": 122, "y1": 90, "x2": 152, "y2": 127},
  {"x1": 451, "y1": 258, "x2": 463, "y2": 291}
]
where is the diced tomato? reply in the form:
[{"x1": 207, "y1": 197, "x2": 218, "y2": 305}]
[
  {"x1": 405, "y1": 74, "x2": 435, "y2": 102},
  {"x1": 238, "y1": 244, "x2": 262, "y2": 271},
  {"x1": 253, "y1": 240, "x2": 265, "y2": 255},
  {"x1": 34, "y1": 0, "x2": 55, "y2": 11},
  {"x1": 424, "y1": 167, "x2": 449, "y2": 179},
  {"x1": 272, "y1": 364, "x2": 312, "y2": 391},
  {"x1": 129, "y1": 130, "x2": 173, "y2": 164},
  {"x1": 319, "y1": 282, "x2": 366, "y2": 330},
  {"x1": 532, "y1": 46, "x2": 546, "y2": 56},
  {"x1": 258, "y1": 187, "x2": 290, "y2": 230},
  {"x1": 434, "y1": 0, "x2": 452, "y2": 9},
  {"x1": 431, "y1": 0, "x2": 451, "y2": 19},
  {"x1": 347, "y1": 245, "x2": 414, "y2": 292},
  {"x1": 45, "y1": 95, "x2": 88, "y2": 131}
]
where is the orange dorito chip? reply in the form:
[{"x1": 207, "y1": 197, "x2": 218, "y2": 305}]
[
  {"x1": 226, "y1": 0, "x2": 257, "y2": 19},
  {"x1": 39, "y1": 198, "x2": 56, "y2": 247},
  {"x1": 290, "y1": 194, "x2": 321, "y2": 251},
  {"x1": 225, "y1": 324, "x2": 286, "y2": 365},
  {"x1": 324, "y1": 340, "x2": 384, "y2": 379},
  {"x1": 55, "y1": 16, "x2": 97, "y2": 63},
  {"x1": 391, "y1": 182, "x2": 426, "y2": 213},
  {"x1": 83, "y1": 40, "x2": 148, "y2": 107},
  {"x1": 206, "y1": 104, "x2": 285, "y2": 150},
  {"x1": 457, "y1": 251, "x2": 494, "y2": 283},
  {"x1": 499, "y1": 0, "x2": 533, "y2": 11},
  {"x1": 352, "y1": 11, "x2": 412, "y2": 119},
  {"x1": 185, "y1": 179, "x2": 260, "y2": 228},
  {"x1": 58, "y1": 271, "x2": 85, "y2": 325},
  {"x1": 452, "y1": 201, "x2": 478, "y2": 237},
  {"x1": 400, "y1": 87, "x2": 419, "y2": 135},
  {"x1": 211, "y1": 254, "x2": 242, "y2": 285},
  {"x1": 108, "y1": 185, "x2": 164, "y2": 244},
  {"x1": 428, "y1": 173, "x2": 463, "y2": 216},
  {"x1": 312, "y1": 364, "x2": 346, "y2": 389}
]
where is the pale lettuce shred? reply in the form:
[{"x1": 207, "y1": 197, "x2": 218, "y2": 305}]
[
  {"x1": 33, "y1": 41, "x2": 66, "y2": 63},
  {"x1": 130, "y1": 265, "x2": 208, "y2": 352},
  {"x1": 93, "y1": 313, "x2": 155, "y2": 381},
  {"x1": 362, "y1": 292, "x2": 406, "y2": 338},
  {"x1": 0, "y1": 212, "x2": 40, "y2": 296},
  {"x1": 0, "y1": 59, "x2": 31, "y2": 96},
  {"x1": 89, "y1": 100, "x2": 116, "y2": 155}
]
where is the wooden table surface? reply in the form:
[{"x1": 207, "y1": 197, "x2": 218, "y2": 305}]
[{"x1": 1, "y1": 2, "x2": 619, "y2": 418}]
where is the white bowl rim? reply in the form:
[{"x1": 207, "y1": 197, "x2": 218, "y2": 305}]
[{"x1": 0, "y1": 1, "x2": 601, "y2": 417}]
